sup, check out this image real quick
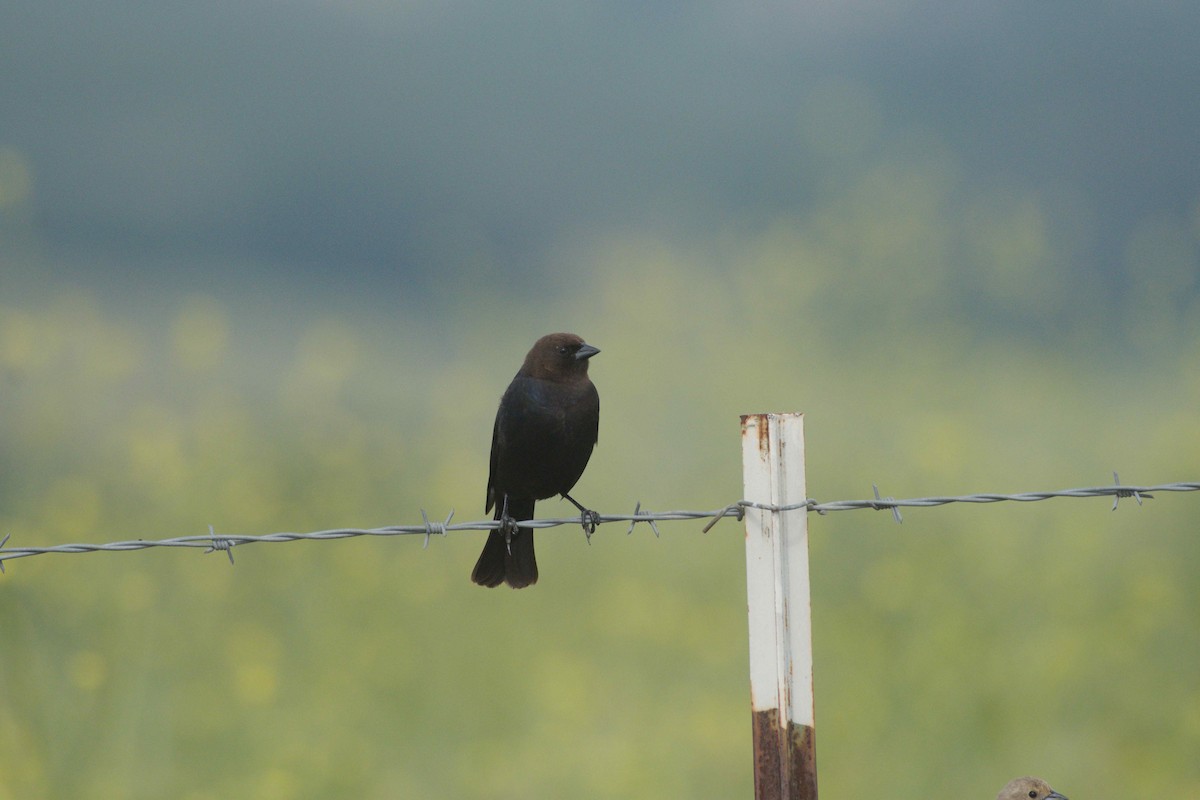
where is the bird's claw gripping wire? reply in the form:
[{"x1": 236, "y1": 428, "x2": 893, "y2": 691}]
[
  {"x1": 562, "y1": 493, "x2": 600, "y2": 543},
  {"x1": 494, "y1": 495, "x2": 520, "y2": 556},
  {"x1": 498, "y1": 515, "x2": 520, "y2": 555},
  {"x1": 579, "y1": 509, "x2": 601, "y2": 543}
]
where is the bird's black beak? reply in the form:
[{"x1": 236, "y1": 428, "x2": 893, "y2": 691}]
[
  {"x1": 574, "y1": 343, "x2": 600, "y2": 360},
  {"x1": 1047, "y1": 793, "x2": 1068, "y2": 800}
]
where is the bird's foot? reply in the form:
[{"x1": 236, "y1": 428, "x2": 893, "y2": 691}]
[
  {"x1": 562, "y1": 493, "x2": 600, "y2": 544},
  {"x1": 580, "y1": 509, "x2": 600, "y2": 544},
  {"x1": 499, "y1": 514, "x2": 520, "y2": 555}
]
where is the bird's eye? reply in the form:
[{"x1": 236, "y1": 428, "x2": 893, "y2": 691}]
[
  {"x1": 1028, "y1": 792, "x2": 1037, "y2": 799},
  {"x1": 557, "y1": 345, "x2": 569, "y2": 355}
]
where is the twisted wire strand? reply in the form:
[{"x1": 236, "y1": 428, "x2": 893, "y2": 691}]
[{"x1": 1, "y1": 481, "x2": 1196, "y2": 569}]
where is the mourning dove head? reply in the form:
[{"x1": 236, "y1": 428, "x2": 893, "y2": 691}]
[{"x1": 997, "y1": 776, "x2": 1068, "y2": 800}]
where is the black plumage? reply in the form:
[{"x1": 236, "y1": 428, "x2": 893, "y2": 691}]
[{"x1": 471, "y1": 333, "x2": 600, "y2": 588}]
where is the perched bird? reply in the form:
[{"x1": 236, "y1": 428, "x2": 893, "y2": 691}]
[
  {"x1": 471, "y1": 332, "x2": 600, "y2": 588},
  {"x1": 996, "y1": 777, "x2": 1068, "y2": 800}
]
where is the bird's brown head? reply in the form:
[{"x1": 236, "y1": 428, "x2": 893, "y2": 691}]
[
  {"x1": 521, "y1": 333, "x2": 600, "y2": 381},
  {"x1": 997, "y1": 777, "x2": 1068, "y2": 800}
]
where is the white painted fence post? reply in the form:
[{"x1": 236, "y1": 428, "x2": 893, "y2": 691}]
[{"x1": 741, "y1": 413, "x2": 817, "y2": 800}]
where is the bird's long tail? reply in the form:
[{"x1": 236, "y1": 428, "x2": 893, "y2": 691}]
[{"x1": 471, "y1": 496, "x2": 537, "y2": 588}]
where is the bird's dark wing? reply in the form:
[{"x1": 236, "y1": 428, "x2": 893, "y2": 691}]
[{"x1": 485, "y1": 405, "x2": 504, "y2": 514}]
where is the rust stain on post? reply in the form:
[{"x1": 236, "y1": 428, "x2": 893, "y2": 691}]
[
  {"x1": 741, "y1": 413, "x2": 772, "y2": 460},
  {"x1": 752, "y1": 708, "x2": 817, "y2": 800}
]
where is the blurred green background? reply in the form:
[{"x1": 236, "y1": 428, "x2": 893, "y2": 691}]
[{"x1": 2, "y1": 3, "x2": 1199, "y2": 799}]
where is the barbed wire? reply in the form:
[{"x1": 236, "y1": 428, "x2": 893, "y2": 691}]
[{"x1": 1, "y1": 478, "x2": 1197, "y2": 571}]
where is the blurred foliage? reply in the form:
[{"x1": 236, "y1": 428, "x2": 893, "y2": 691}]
[{"x1": 1, "y1": 121, "x2": 1199, "y2": 800}]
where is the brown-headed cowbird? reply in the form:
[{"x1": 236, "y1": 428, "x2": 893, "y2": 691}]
[
  {"x1": 996, "y1": 777, "x2": 1068, "y2": 800},
  {"x1": 471, "y1": 332, "x2": 600, "y2": 589}
]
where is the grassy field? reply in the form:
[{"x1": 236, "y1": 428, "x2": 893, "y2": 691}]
[{"x1": 2, "y1": 170, "x2": 1199, "y2": 798}]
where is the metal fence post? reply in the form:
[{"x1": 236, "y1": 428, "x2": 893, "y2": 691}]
[{"x1": 741, "y1": 413, "x2": 817, "y2": 800}]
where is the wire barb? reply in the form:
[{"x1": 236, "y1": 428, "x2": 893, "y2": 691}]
[
  {"x1": 626, "y1": 501, "x2": 661, "y2": 538},
  {"x1": 204, "y1": 525, "x2": 235, "y2": 565},
  {"x1": 872, "y1": 484, "x2": 904, "y2": 524},
  {"x1": 421, "y1": 509, "x2": 454, "y2": 549},
  {"x1": 1110, "y1": 472, "x2": 1149, "y2": 510}
]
